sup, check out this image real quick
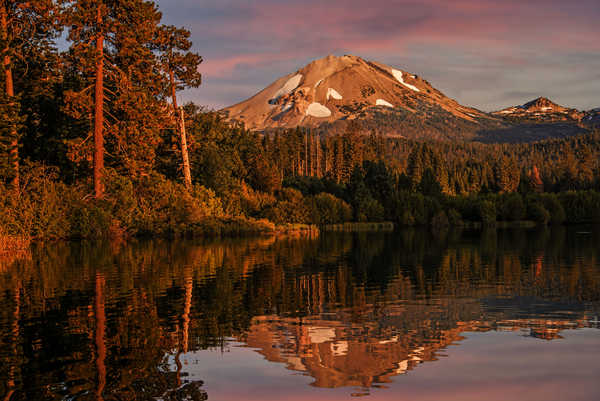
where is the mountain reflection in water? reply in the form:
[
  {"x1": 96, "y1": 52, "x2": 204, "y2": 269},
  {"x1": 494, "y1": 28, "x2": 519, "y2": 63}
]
[{"x1": 0, "y1": 227, "x2": 599, "y2": 400}]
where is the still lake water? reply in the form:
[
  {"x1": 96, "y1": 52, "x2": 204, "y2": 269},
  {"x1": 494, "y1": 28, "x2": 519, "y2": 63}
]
[{"x1": 1, "y1": 227, "x2": 599, "y2": 400}]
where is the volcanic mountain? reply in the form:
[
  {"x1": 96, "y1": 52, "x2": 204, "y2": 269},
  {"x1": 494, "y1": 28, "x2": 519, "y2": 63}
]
[
  {"x1": 222, "y1": 55, "x2": 501, "y2": 140},
  {"x1": 222, "y1": 55, "x2": 595, "y2": 142}
]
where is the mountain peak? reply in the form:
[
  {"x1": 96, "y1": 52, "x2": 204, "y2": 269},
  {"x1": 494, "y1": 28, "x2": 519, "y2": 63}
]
[
  {"x1": 492, "y1": 97, "x2": 582, "y2": 121},
  {"x1": 521, "y1": 97, "x2": 561, "y2": 110},
  {"x1": 222, "y1": 55, "x2": 489, "y2": 138}
]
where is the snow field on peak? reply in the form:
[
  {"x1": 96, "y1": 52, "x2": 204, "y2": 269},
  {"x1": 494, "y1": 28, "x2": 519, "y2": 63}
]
[
  {"x1": 376, "y1": 99, "x2": 394, "y2": 108},
  {"x1": 314, "y1": 79, "x2": 323, "y2": 88},
  {"x1": 327, "y1": 88, "x2": 343, "y2": 100},
  {"x1": 306, "y1": 103, "x2": 332, "y2": 117},
  {"x1": 391, "y1": 69, "x2": 420, "y2": 92},
  {"x1": 270, "y1": 74, "x2": 303, "y2": 102}
]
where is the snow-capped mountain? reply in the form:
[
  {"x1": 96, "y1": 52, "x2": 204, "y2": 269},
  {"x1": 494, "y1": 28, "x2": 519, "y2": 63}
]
[
  {"x1": 222, "y1": 55, "x2": 500, "y2": 140},
  {"x1": 222, "y1": 55, "x2": 595, "y2": 142}
]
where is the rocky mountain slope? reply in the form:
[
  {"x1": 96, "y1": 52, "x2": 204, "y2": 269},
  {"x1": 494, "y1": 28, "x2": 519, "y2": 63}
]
[
  {"x1": 491, "y1": 97, "x2": 583, "y2": 122},
  {"x1": 223, "y1": 55, "x2": 503, "y2": 140},
  {"x1": 584, "y1": 108, "x2": 600, "y2": 127},
  {"x1": 222, "y1": 55, "x2": 596, "y2": 142}
]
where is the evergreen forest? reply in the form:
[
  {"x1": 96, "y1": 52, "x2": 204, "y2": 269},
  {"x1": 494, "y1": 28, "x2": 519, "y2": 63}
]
[{"x1": 1, "y1": 0, "x2": 600, "y2": 244}]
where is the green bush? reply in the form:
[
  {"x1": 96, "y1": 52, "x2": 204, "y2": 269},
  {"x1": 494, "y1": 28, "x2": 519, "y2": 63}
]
[
  {"x1": 0, "y1": 165, "x2": 76, "y2": 239},
  {"x1": 478, "y1": 200, "x2": 497, "y2": 226},
  {"x1": 431, "y1": 210, "x2": 449, "y2": 228},
  {"x1": 447, "y1": 209, "x2": 463, "y2": 226},
  {"x1": 498, "y1": 193, "x2": 525, "y2": 221},
  {"x1": 540, "y1": 194, "x2": 566, "y2": 224},
  {"x1": 310, "y1": 193, "x2": 352, "y2": 225},
  {"x1": 528, "y1": 202, "x2": 550, "y2": 225}
]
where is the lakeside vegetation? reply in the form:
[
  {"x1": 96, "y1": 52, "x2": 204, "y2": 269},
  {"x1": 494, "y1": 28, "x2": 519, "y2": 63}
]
[{"x1": 1, "y1": 1, "x2": 599, "y2": 246}]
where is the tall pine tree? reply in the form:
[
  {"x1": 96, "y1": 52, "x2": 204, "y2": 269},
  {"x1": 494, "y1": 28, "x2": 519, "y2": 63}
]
[
  {"x1": 0, "y1": 0, "x2": 58, "y2": 189},
  {"x1": 155, "y1": 24, "x2": 202, "y2": 189}
]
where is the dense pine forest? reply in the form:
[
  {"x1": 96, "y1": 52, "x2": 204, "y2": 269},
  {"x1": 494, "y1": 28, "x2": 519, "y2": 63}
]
[{"x1": 1, "y1": 1, "x2": 600, "y2": 243}]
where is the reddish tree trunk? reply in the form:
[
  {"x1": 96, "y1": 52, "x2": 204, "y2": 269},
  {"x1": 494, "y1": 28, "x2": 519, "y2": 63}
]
[
  {"x1": 170, "y1": 70, "x2": 192, "y2": 189},
  {"x1": 94, "y1": 6, "x2": 105, "y2": 198},
  {"x1": 1, "y1": 4, "x2": 19, "y2": 190}
]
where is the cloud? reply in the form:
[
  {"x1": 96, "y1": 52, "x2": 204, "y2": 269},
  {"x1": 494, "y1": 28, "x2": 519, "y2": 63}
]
[{"x1": 156, "y1": 0, "x2": 600, "y2": 110}]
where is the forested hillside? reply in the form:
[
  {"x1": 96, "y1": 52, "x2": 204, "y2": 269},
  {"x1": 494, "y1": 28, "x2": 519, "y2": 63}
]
[{"x1": 1, "y1": 1, "x2": 600, "y2": 243}]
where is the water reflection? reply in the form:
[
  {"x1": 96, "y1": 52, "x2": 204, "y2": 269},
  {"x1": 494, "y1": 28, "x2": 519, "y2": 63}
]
[{"x1": 0, "y1": 227, "x2": 599, "y2": 400}]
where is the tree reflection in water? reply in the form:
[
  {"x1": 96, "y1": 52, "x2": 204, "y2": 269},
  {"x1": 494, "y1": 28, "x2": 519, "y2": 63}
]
[{"x1": 0, "y1": 227, "x2": 599, "y2": 400}]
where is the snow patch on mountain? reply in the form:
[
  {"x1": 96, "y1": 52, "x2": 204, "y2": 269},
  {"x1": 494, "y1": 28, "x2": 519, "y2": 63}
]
[
  {"x1": 376, "y1": 99, "x2": 394, "y2": 108},
  {"x1": 281, "y1": 103, "x2": 293, "y2": 112},
  {"x1": 270, "y1": 74, "x2": 303, "y2": 103},
  {"x1": 306, "y1": 103, "x2": 331, "y2": 117},
  {"x1": 327, "y1": 88, "x2": 343, "y2": 100},
  {"x1": 392, "y1": 69, "x2": 420, "y2": 92},
  {"x1": 314, "y1": 79, "x2": 323, "y2": 88}
]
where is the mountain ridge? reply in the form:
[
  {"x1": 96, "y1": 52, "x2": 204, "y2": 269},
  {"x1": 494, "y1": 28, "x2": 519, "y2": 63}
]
[{"x1": 222, "y1": 55, "x2": 597, "y2": 142}]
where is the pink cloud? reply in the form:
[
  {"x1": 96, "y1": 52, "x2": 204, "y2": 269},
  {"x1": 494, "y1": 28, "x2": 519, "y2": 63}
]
[
  {"x1": 193, "y1": 0, "x2": 599, "y2": 78},
  {"x1": 157, "y1": 0, "x2": 600, "y2": 110}
]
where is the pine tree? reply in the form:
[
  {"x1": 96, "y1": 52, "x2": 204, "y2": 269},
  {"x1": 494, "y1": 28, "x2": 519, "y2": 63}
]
[
  {"x1": 64, "y1": 0, "x2": 167, "y2": 196},
  {"x1": 155, "y1": 24, "x2": 202, "y2": 189},
  {"x1": 0, "y1": 0, "x2": 58, "y2": 189}
]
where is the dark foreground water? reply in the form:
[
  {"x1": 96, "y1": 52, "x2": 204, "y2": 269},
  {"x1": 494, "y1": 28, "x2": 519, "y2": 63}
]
[{"x1": 1, "y1": 227, "x2": 599, "y2": 401}]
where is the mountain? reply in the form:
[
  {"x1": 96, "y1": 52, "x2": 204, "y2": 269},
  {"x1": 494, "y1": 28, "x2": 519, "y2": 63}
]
[
  {"x1": 477, "y1": 97, "x2": 590, "y2": 143},
  {"x1": 222, "y1": 55, "x2": 502, "y2": 140},
  {"x1": 491, "y1": 97, "x2": 583, "y2": 122},
  {"x1": 584, "y1": 108, "x2": 600, "y2": 127},
  {"x1": 222, "y1": 55, "x2": 594, "y2": 142}
]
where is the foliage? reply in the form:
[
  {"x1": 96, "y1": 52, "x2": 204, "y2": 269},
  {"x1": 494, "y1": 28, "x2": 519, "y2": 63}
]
[{"x1": 0, "y1": 1, "x2": 599, "y2": 239}]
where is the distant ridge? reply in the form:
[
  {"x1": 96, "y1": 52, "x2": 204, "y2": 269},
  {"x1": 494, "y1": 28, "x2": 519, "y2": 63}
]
[{"x1": 492, "y1": 97, "x2": 583, "y2": 122}]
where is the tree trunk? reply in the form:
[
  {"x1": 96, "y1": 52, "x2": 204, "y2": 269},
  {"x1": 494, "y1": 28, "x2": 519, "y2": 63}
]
[
  {"x1": 94, "y1": 6, "x2": 105, "y2": 199},
  {"x1": 304, "y1": 132, "x2": 308, "y2": 176},
  {"x1": 316, "y1": 136, "x2": 320, "y2": 177},
  {"x1": 170, "y1": 70, "x2": 192, "y2": 189},
  {"x1": 179, "y1": 108, "x2": 192, "y2": 189},
  {"x1": 1, "y1": 4, "x2": 19, "y2": 190}
]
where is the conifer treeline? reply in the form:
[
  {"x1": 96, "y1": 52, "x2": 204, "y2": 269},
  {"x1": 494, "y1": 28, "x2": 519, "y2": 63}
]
[
  {"x1": 1, "y1": 1, "x2": 599, "y2": 240},
  {"x1": 261, "y1": 127, "x2": 600, "y2": 194}
]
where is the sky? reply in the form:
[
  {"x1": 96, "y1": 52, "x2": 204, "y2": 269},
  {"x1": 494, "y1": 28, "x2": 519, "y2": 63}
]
[{"x1": 155, "y1": 0, "x2": 600, "y2": 112}]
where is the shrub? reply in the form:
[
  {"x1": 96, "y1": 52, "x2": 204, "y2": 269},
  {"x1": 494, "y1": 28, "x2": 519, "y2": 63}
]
[
  {"x1": 310, "y1": 193, "x2": 352, "y2": 225},
  {"x1": 540, "y1": 194, "x2": 566, "y2": 224},
  {"x1": 528, "y1": 202, "x2": 550, "y2": 225},
  {"x1": 478, "y1": 200, "x2": 497, "y2": 226},
  {"x1": 498, "y1": 193, "x2": 525, "y2": 221},
  {"x1": 447, "y1": 208, "x2": 463, "y2": 226},
  {"x1": 431, "y1": 210, "x2": 449, "y2": 228},
  {"x1": 0, "y1": 164, "x2": 76, "y2": 239},
  {"x1": 359, "y1": 198, "x2": 385, "y2": 222}
]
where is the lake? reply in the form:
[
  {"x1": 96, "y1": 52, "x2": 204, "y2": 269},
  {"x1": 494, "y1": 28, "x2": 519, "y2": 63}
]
[{"x1": 1, "y1": 227, "x2": 599, "y2": 400}]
